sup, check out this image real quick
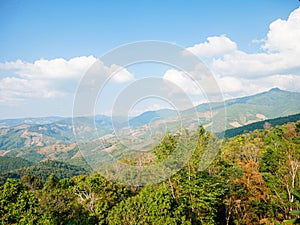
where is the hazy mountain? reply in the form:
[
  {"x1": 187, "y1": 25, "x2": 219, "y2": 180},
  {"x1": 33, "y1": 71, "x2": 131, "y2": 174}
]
[
  {"x1": 176, "y1": 88, "x2": 300, "y2": 132},
  {"x1": 0, "y1": 116, "x2": 63, "y2": 128},
  {"x1": 0, "y1": 88, "x2": 299, "y2": 157},
  {"x1": 221, "y1": 88, "x2": 300, "y2": 129},
  {"x1": 128, "y1": 109, "x2": 177, "y2": 127},
  {"x1": 0, "y1": 116, "x2": 113, "y2": 151}
]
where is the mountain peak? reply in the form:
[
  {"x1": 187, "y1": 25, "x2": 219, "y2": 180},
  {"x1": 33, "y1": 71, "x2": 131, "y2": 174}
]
[{"x1": 269, "y1": 87, "x2": 282, "y2": 92}]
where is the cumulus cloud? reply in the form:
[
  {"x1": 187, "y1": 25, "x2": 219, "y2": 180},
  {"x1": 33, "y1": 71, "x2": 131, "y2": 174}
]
[
  {"x1": 109, "y1": 64, "x2": 135, "y2": 83},
  {"x1": 211, "y1": 7, "x2": 300, "y2": 78},
  {"x1": 2, "y1": 7, "x2": 300, "y2": 108},
  {"x1": 212, "y1": 50, "x2": 287, "y2": 77},
  {"x1": 0, "y1": 77, "x2": 63, "y2": 104},
  {"x1": 186, "y1": 35, "x2": 237, "y2": 58},
  {"x1": 181, "y1": 7, "x2": 300, "y2": 99},
  {"x1": 0, "y1": 56, "x2": 134, "y2": 104},
  {"x1": 0, "y1": 56, "x2": 97, "y2": 80},
  {"x1": 162, "y1": 69, "x2": 214, "y2": 107},
  {"x1": 217, "y1": 74, "x2": 300, "y2": 98},
  {"x1": 163, "y1": 69, "x2": 202, "y2": 95},
  {"x1": 183, "y1": 7, "x2": 300, "y2": 81},
  {"x1": 263, "y1": 7, "x2": 300, "y2": 53}
]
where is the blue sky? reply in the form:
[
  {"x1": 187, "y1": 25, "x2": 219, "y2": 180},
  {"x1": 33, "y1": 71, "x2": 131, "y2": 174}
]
[
  {"x1": 0, "y1": 0, "x2": 300, "y2": 118},
  {"x1": 1, "y1": 0, "x2": 298, "y2": 61}
]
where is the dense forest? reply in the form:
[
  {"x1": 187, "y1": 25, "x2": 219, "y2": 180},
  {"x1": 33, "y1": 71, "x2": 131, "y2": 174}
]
[
  {"x1": 218, "y1": 113, "x2": 300, "y2": 138},
  {"x1": 1, "y1": 120, "x2": 300, "y2": 224},
  {"x1": 0, "y1": 159, "x2": 89, "y2": 185}
]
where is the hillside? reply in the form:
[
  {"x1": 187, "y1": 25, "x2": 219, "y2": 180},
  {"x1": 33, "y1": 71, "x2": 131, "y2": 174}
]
[
  {"x1": 0, "y1": 116, "x2": 113, "y2": 151},
  {"x1": 1, "y1": 119, "x2": 300, "y2": 224},
  {"x1": 217, "y1": 113, "x2": 300, "y2": 138},
  {"x1": 0, "y1": 88, "x2": 299, "y2": 162},
  {"x1": 0, "y1": 159, "x2": 89, "y2": 185},
  {"x1": 0, "y1": 156, "x2": 33, "y2": 173},
  {"x1": 186, "y1": 88, "x2": 300, "y2": 131},
  {"x1": 222, "y1": 88, "x2": 300, "y2": 128}
]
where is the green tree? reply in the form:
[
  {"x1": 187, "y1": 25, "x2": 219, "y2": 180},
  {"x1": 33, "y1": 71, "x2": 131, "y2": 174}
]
[
  {"x1": 107, "y1": 184, "x2": 189, "y2": 225},
  {"x1": 38, "y1": 176, "x2": 94, "y2": 225},
  {"x1": 284, "y1": 188, "x2": 300, "y2": 224},
  {"x1": 71, "y1": 173, "x2": 131, "y2": 224},
  {"x1": 0, "y1": 179, "x2": 39, "y2": 224},
  {"x1": 21, "y1": 174, "x2": 43, "y2": 190},
  {"x1": 153, "y1": 131, "x2": 179, "y2": 161}
]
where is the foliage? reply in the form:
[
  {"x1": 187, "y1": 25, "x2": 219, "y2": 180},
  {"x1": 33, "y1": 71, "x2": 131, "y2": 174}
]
[
  {"x1": 0, "y1": 160, "x2": 88, "y2": 185},
  {"x1": 107, "y1": 185, "x2": 189, "y2": 225},
  {"x1": 0, "y1": 156, "x2": 33, "y2": 173},
  {"x1": 218, "y1": 113, "x2": 300, "y2": 138},
  {"x1": 0, "y1": 120, "x2": 300, "y2": 224},
  {"x1": 283, "y1": 188, "x2": 300, "y2": 224},
  {"x1": 0, "y1": 179, "x2": 39, "y2": 224}
]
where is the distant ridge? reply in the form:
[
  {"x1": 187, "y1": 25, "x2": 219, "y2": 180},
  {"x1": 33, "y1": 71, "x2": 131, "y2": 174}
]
[
  {"x1": 128, "y1": 109, "x2": 177, "y2": 127},
  {"x1": 0, "y1": 88, "x2": 299, "y2": 155}
]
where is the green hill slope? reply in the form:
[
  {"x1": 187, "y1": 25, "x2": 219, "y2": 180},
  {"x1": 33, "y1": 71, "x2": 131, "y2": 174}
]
[
  {"x1": 217, "y1": 113, "x2": 300, "y2": 138},
  {"x1": 0, "y1": 160, "x2": 89, "y2": 185},
  {"x1": 0, "y1": 156, "x2": 33, "y2": 173}
]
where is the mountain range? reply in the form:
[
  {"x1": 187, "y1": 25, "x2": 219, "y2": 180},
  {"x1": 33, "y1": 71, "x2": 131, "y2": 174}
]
[{"x1": 0, "y1": 87, "x2": 299, "y2": 164}]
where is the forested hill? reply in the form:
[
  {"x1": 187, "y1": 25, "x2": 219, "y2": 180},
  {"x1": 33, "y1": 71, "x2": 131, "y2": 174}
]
[
  {"x1": 0, "y1": 156, "x2": 33, "y2": 173},
  {"x1": 0, "y1": 159, "x2": 89, "y2": 185},
  {"x1": 218, "y1": 112, "x2": 300, "y2": 138},
  {"x1": 0, "y1": 88, "x2": 299, "y2": 152},
  {"x1": 1, "y1": 119, "x2": 300, "y2": 224}
]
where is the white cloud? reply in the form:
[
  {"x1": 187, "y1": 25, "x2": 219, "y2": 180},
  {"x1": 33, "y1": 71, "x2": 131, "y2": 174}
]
[
  {"x1": 162, "y1": 69, "x2": 213, "y2": 108},
  {"x1": 110, "y1": 64, "x2": 135, "y2": 83},
  {"x1": 182, "y1": 7, "x2": 300, "y2": 99},
  {"x1": 256, "y1": 74, "x2": 300, "y2": 91},
  {"x1": 186, "y1": 35, "x2": 237, "y2": 58},
  {"x1": 0, "y1": 56, "x2": 97, "y2": 80},
  {"x1": 2, "y1": 7, "x2": 300, "y2": 109},
  {"x1": 217, "y1": 74, "x2": 300, "y2": 98},
  {"x1": 217, "y1": 76, "x2": 244, "y2": 94},
  {"x1": 163, "y1": 69, "x2": 202, "y2": 95},
  {"x1": 0, "y1": 56, "x2": 134, "y2": 104},
  {"x1": 212, "y1": 50, "x2": 287, "y2": 77},
  {"x1": 210, "y1": 7, "x2": 300, "y2": 78},
  {"x1": 0, "y1": 77, "x2": 63, "y2": 104},
  {"x1": 263, "y1": 7, "x2": 300, "y2": 53}
]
